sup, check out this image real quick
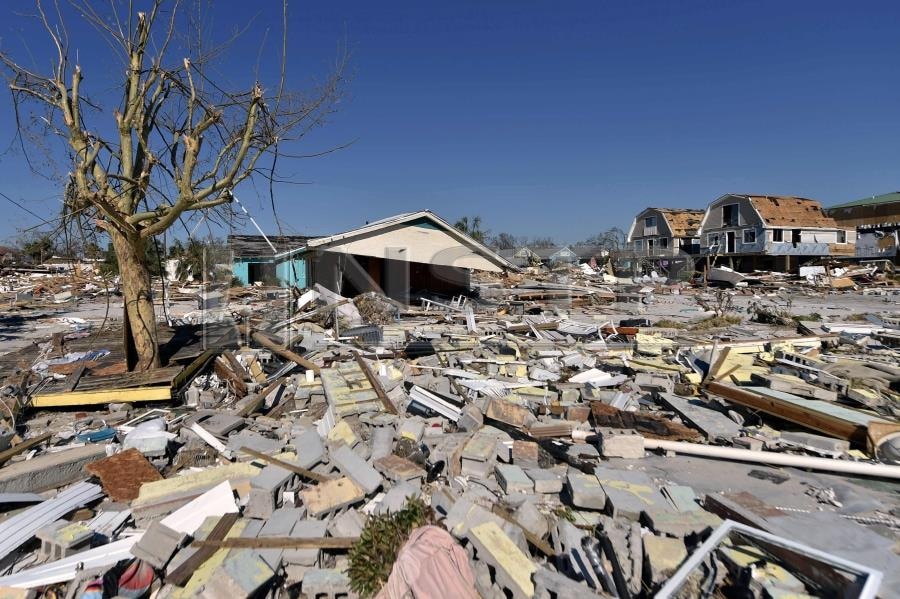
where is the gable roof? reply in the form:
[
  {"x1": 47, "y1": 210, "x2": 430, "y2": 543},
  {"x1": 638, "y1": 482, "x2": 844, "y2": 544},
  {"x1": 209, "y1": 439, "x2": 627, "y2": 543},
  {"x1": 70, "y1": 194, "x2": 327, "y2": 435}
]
[
  {"x1": 827, "y1": 192, "x2": 900, "y2": 210},
  {"x1": 746, "y1": 195, "x2": 837, "y2": 228},
  {"x1": 656, "y1": 208, "x2": 704, "y2": 237},
  {"x1": 306, "y1": 210, "x2": 516, "y2": 272},
  {"x1": 717, "y1": 195, "x2": 838, "y2": 228}
]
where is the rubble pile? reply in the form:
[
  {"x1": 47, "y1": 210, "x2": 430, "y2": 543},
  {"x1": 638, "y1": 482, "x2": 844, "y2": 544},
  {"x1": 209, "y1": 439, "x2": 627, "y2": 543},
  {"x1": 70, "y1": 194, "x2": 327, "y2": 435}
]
[{"x1": 0, "y1": 275, "x2": 897, "y2": 598}]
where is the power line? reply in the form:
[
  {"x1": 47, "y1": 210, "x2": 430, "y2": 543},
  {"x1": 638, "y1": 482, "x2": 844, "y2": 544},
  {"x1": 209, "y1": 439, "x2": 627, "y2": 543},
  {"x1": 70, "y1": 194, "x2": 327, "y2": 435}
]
[{"x1": 0, "y1": 191, "x2": 57, "y2": 229}]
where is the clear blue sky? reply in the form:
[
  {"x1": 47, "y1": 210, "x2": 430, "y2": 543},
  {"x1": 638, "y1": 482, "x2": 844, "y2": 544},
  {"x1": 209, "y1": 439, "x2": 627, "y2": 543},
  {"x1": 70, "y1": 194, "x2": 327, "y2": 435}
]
[{"x1": 1, "y1": 0, "x2": 899, "y2": 246}]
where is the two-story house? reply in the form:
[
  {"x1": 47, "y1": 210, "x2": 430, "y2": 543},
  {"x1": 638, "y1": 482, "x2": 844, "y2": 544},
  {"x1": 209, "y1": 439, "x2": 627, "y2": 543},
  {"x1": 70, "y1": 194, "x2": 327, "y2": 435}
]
[
  {"x1": 699, "y1": 194, "x2": 855, "y2": 272},
  {"x1": 625, "y1": 208, "x2": 704, "y2": 277}
]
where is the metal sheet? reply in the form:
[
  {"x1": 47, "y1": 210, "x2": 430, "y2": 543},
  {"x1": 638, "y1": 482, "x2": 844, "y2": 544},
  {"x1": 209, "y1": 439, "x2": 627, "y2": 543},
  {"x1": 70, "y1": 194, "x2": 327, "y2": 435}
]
[{"x1": 0, "y1": 481, "x2": 103, "y2": 562}]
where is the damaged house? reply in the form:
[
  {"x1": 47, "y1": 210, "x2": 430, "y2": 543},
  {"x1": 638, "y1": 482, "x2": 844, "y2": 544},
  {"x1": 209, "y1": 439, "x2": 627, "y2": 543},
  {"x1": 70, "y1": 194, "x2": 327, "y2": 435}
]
[
  {"x1": 825, "y1": 191, "x2": 900, "y2": 264},
  {"x1": 231, "y1": 211, "x2": 515, "y2": 302},
  {"x1": 626, "y1": 207, "x2": 704, "y2": 277},
  {"x1": 698, "y1": 194, "x2": 856, "y2": 272}
]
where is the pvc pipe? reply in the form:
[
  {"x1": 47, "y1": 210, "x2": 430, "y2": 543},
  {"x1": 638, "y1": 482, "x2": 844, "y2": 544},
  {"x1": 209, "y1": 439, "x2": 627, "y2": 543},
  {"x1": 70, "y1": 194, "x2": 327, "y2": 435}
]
[{"x1": 644, "y1": 438, "x2": 900, "y2": 480}]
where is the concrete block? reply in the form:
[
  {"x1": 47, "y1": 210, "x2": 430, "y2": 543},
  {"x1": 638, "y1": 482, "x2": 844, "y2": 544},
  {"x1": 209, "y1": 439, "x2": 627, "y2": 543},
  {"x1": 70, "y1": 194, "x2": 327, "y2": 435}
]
[
  {"x1": 327, "y1": 508, "x2": 365, "y2": 538},
  {"x1": 643, "y1": 535, "x2": 687, "y2": 586},
  {"x1": 130, "y1": 522, "x2": 185, "y2": 569},
  {"x1": 468, "y1": 521, "x2": 536, "y2": 599},
  {"x1": 0, "y1": 444, "x2": 107, "y2": 493},
  {"x1": 257, "y1": 507, "x2": 303, "y2": 570},
  {"x1": 36, "y1": 520, "x2": 93, "y2": 560},
  {"x1": 644, "y1": 507, "x2": 721, "y2": 538},
  {"x1": 733, "y1": 436, "x2": 764, "y2": 451},
  {"x1": 251, "y1": 464, "x2": 293, "y2": 492},
  {"x1": 566, "y1": 470, "x2": 606, "y2": 510},
  {"x1": 226, "y1": 430, "x2": 284, "y2": 455},
  {"x1": 514, "y1": 501, "x2": 548, "y2": 539},
  {"x1": 398, "y1": 417, "x2": 426, "y2": 442},
  {"x1": 567, "y1": 443, "x2": 600, "y2": 459},
  {"x1": 598, "y1": 428, "x2": 645, "y2": 458},
  {"x1": 533, "y1": 566, "x2": 606, "y2": 599},
  {"x1": 200, "y1": 550, "x2": 275, "y2": 598},
  {"x1": 595, "y1": 466, "x2": 669, "y2": 520},
  {"x1": 290, "y1": 428, "x2": 326, "y2": 469},
  {"x1": 284, "y1": 519, "x2": 328, "y2": 566},
  {"x1": 300, "y1": 477, "x2": 365, "y2": 518},
  {"x1": 526, "y1": 469, "x2": 563, "y2": 494},
  {"x1": 245, "y1": 487, "x2": 277, "y2": 519},
  {"x1": 326, "y1": 420, "x2": 359, "y2": 448},
  {"x1": 330, "y1": 444, "x2": 383, "y2": 494},
  {"x1": 780, "y1": 430, "x2": 850, "y2": 456},
  {"x1": 511, "y1": 440, "x2": 540, "y2": 469},
  {"x1": 375, "y1": 481, "x2": 421, "y2": 515},
  {"x1": 373, "y1": 454, "x2": 425, "y2": 483},
  {"x1": 370, "y1": 426, "x2": 395, "y2": 461},
  {"x1": 302, "y1": 568, "x2": 352, "y2": 599},
  {"x1": 495, "y1": 464, "x2": 534, "y2": 494},
  {"x1": 457, "y1": 405, "x2": 483, "y2": 432}
]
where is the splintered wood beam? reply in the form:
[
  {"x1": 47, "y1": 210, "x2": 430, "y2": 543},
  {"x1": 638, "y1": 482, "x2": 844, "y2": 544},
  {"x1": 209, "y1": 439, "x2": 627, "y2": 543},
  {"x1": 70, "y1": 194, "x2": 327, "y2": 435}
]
[
  {"x1": 238, "y1": 446, "x2": 333, "y2": 483},
  {"x1": 191, "y1": 536, "x2": 358, "y2": 549},
  {"x1": 353, "y1": 352, "x2": 398, "y2": 415},
  {"x1": 249, "y1": 330, "x2": 321, "y2": 374}
]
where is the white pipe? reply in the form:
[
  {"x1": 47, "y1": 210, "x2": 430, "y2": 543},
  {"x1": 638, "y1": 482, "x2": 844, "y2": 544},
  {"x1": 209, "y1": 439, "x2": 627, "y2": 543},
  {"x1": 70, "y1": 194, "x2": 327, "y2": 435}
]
[{"x1": 644, "y1": 438, "x2": 900, "y2": 480}]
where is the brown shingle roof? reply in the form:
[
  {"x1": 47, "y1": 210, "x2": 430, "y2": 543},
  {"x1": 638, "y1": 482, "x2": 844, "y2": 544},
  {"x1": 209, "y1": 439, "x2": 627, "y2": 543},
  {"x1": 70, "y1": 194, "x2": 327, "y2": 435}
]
[
  {"x1": 746, "y1": 196, "x2": 837, "y2": 228},
  {"x1": 655, "y1": 208, "x2": 704, "y2": 237}
]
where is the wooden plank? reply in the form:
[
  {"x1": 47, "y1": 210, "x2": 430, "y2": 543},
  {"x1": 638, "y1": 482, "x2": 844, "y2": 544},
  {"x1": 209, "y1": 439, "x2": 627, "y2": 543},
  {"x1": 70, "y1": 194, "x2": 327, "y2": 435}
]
[
  {"x1": 353, "y1": 353, "x2": 398, "y2": 415},
  {"x1": 250, "y1": 330, "x2": 321, "y2": 374},
  {"x1": 192, "y1": 536, "x2": 357, "y2": 549},
  {"x1": 233, "y1": 377, "x2": 288, "y2": 418},
  {"x1": 214, "y1": 357, "x2": 247, "y2": 398},
  {"x1": 706, "y1": 382, "x2": 872, "y2": 444},
  {"x1": 222, "y1": 351, "x2": 250, "y2": 381},
  {"x1": 166, "y1": 512, "x2": 240, "y2": 586},
  {"x1": 238, "y1": 446, "x2": 333, "y2": 483},
  {"x1": 62, "y1": 364, "x2": 86, "y2": 392},
  {"x1": 31, "y1": 386, "x2": 172, "y2": 407},
  {"x1": 0, "y1": 432, "x2": 51, "y2": 466}
]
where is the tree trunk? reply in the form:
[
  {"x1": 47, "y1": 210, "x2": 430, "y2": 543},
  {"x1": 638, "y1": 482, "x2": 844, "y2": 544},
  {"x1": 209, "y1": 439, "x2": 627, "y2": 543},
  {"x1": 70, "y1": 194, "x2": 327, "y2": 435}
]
[{"x1": 110, "y1": 231, "x2": 161, "y2": 371}]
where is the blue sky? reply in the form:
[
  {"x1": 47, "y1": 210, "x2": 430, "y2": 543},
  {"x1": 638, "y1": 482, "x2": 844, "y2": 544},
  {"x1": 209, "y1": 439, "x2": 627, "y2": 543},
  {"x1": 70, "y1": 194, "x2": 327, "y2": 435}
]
[{"x1": 1, "y1": 0, "x2": 899, "y2": 245}]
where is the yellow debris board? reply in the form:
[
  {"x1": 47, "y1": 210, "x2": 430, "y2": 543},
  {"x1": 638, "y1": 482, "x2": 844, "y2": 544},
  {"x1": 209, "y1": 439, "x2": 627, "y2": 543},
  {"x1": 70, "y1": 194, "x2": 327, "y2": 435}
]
[
  {"x1": 32, "y1": 386, "x2": 171, "y2": 407},
  {"x1": 327, "y1": 420, "x2": 359, "y2": 447},
  {"x1": 469, "y1": 521, "x2": 536, "y2": 597},
  {"x1": 300, "y1": 477, "x2": 365, "y2": 517},
  {"x1": 173, "y1": 518, "x2": 248, "y2": 598}
]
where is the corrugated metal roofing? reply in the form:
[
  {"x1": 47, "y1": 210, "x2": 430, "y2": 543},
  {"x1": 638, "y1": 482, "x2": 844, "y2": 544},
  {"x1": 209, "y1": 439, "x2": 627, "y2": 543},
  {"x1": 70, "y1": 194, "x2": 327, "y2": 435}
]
[{"x1": 827, "y1": 192, "x2": 900, "y2": 210}]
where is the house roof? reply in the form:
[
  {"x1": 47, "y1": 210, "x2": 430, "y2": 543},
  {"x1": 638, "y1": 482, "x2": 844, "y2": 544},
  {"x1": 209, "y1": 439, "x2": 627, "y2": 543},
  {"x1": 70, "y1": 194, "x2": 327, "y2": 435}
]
[
  {"x1": 739, "y1": 195, "x2": 838, "y2": 228},
  {"x1": 227, "y1": 234, "x2": 321, "y2": 258},
  {"x1": 827, "y1": 192, "x2": 900, "y2": 210},
  {"x1": 655, "y1": 208, "x2": 704, "y2": 237},
  {"x1": 306, "y1": 210, "x2": 516, "y2": 271}
]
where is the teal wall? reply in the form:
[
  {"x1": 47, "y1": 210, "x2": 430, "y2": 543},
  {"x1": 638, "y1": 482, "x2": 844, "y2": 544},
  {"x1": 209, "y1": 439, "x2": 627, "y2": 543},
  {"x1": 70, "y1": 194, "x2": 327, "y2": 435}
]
[
  {"x1": 277, "y1": 258, "x2": 307, "y2": 287},
  {"x1": 232, "y1": 257, "x2": 306, "y2": 287},
  {"x1": 232, "y1": 260, "x2": 249, "y2": 284}
]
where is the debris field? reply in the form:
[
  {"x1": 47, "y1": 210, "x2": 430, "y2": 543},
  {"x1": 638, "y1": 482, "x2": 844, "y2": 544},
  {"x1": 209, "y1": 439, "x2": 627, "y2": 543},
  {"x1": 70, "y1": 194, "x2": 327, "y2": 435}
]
[{"x1": 0, "y1": 265, "x2": 898, "y2": 599}]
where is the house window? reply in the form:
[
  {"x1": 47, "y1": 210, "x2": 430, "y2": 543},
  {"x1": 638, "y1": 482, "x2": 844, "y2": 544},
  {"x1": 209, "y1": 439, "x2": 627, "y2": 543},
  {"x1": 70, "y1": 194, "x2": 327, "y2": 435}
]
[
  {"x1": 837, "y1": 230, "x2": 847, "y2": 243},
  {"x1": 660, "y1": 237, "x2": 669, "y2": 248},
  {"x1": 633, "y1": 240, "x2": 643, "y2": 250},
  {"x1": 722, "y1": 204, "x2": 740, "y2": 227},
  {"x1": 644, "y1": 216, "x2": 656, "y2": 228},
  {"x1": 707, "y1": 233, "x2": 720, "y2": 246},
  {"x1": 772, "y1": 229, "x2": 783, "y2": 242},
  {"x1": 743, "y1": 229, "x2": 756, "y2": 244}
]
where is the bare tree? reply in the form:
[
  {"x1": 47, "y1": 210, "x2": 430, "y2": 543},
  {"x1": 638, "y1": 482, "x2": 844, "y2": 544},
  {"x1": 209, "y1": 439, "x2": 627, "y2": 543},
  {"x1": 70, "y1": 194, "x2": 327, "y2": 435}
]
[
  {"x1": 583, "y1": 226, "x2": 626, "y2": 251},
  {"x1": 1, "y1": 1, "x2": 347, "y2": 370}
]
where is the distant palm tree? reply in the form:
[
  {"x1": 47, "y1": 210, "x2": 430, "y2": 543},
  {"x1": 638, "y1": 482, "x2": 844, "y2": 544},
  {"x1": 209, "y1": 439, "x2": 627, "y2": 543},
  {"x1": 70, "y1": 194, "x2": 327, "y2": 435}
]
[{"x1": 454, "y1": 215, "x2": 487, "y2": 243}]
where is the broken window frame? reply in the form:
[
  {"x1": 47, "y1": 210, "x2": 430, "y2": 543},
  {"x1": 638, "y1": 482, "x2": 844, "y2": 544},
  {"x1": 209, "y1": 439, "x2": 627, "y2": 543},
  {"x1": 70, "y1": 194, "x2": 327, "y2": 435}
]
[
  {"x1": 772, "y1": 228, "x2": 784, "y2": 242},
  {"x1": 655, "y1": 520, "x2": 883, "y2": 599},
  {"x1": 742, "y1": 229, "x2": 756, "y2": 244},
  {"x1": 722, "y1": 203, "x2": 740, "y2": 227}
]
